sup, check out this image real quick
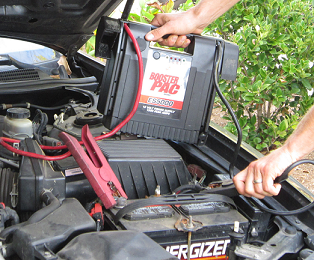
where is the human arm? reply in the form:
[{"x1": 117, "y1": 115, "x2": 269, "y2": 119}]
[
  {"x1": 145, "y1": 0, "x2": 241, "y2": 47},
  {"x1": 233, "y1": 105, "x2": 314, "y2": 199}
]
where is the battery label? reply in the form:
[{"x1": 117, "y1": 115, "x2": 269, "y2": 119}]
[
  {"x1": 139, "y1": 49, "x2": 192, "y2": 119},
  {"x1": 64, "y1": 167, "x2": 83, "y2": 177},
  {"x1": 164, "y1": 239, "x2": 230, "y2": 260},
  {"x1": 124, "y1": 206, "x2": 174, "y2": 220}
]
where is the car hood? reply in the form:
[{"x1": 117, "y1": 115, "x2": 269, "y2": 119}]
[{"x1": 0, "y1": 0, "x2": 123, "y2": 56}]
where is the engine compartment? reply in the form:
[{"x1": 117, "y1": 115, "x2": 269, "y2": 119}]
[
  {"x1": 0, "y1": 83, "x2": 313, "y2": 260},
  {"x1": 0, "y1": 21, "x2": 314, "y2": 259}
]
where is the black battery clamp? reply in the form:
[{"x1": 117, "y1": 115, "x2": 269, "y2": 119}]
[{"x1": 96, "y1": 17, "x2": 239, "y2": 144}]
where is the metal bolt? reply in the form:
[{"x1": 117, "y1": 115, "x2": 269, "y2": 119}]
[
  {"x1": 65, "y1": 123, "x2": 73, "y2": 130},
  {"x1": 155, "y1": 185, "x2": 161, "y2": 196},
  {"x1": 187, "y1": 217, "x2": 193, "y2": 260},
  {"x1": 251, "y1": 227, "x2": 258, "y2": 237},
  {"x1": 187, "y1": 216, "x2": 194, "y2": 229}
]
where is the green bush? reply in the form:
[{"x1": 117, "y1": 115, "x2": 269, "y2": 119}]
[
  {"x1": 129, "y1": 0, "x2": 175, "y2": 23},
  {"x1": 205, "y1": 0, "x2": 314, "y2": 151}
]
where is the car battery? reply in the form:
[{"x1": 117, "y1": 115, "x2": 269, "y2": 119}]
[
  {"x1": 104, "y1": 199, "x2": 249, "y2": 260},
  {"x1": 96, "y1": 18, "x2": 239, "y2": 144}
]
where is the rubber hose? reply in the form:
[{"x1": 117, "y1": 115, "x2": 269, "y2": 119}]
[
  {"x1": 2, "y1": 103, "x2": 68, "y2": 111},
  {"x1": 0, "y1": 190, "x2": 61, "y2": 239},
  {"x1": 27, "y1": 189, "x2": 61, "y2": 224},
  {"x1": 4, "y1": 207, "x2": 19, "y2": 225}
]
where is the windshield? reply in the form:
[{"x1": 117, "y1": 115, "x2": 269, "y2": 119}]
[
  {"x1": 0, "y1": 38, "x2": 61, "y2": 65},
  {"x1": 0, "y1": 38, "x2": 63, "y2": 77}
]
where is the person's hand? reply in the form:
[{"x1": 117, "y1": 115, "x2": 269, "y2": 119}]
[
  {"x1": 233, "y1": 147, "x2": 296, "y2": 199},
  {"x1": 145, "y1": 10, "x2": 207, "y2": 48}
]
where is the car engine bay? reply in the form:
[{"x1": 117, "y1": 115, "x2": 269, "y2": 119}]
[{"x1": 0, "y1": 19, "x2": 314, "y2": 260}]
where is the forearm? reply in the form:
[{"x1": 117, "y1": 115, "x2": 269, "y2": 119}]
[
  {"x1": 191, "y1": 0, "x2": 241, "y2": 26},
  {"x1": 146, "y1": 0, "x2": 241, "y2": 45},
  {"x1": 283, "y1": 105, "x2": 314, "y2": 161},
  {"x1": 233, "y1": 106, "x2": 314, "y2": 198}
]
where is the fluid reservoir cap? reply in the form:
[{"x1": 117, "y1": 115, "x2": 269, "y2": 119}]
[
  {"x1": 6, "y1": 108, "x2": 31, "y2": 119},
  {"x1": 75, "y1": 111, "x2": 103, "y2": 126}
]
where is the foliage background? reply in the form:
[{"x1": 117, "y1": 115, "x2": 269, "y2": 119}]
[{"x1": 205, "y1": 0, "x2": 314, "y2": 151}]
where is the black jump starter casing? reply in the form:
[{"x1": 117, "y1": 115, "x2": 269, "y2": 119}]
[{"x1": 97, "y1": 18, "x2": 239, "y2": 144}]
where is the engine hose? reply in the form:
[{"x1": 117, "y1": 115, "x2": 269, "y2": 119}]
[
  {"x1": 27, "y1": 189, "x2": 61, "y2": 224},
  {"x1": 1, "y1": 103, "x2": 68, "y2": 111},
  {"x1": 1, "y1": 207, "x2": 20, "y2": 226},
  {"x1": 33, "y1": 109, "x2": 48, "y2": 145},
  {"x1": 0, "y1": 190, "x2": 61, "y2": 240}
]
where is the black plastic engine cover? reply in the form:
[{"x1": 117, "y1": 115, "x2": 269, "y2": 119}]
[
  {"x1": 18, "y1": 138, "x2": 65, "y2": 211},
  {"x1": 11, "y1": 198, "x2": 96, "y2": 260},
  {"x1": 54, "y1": 138, "x2": 191, "y2": 200},
  {"x1": 97, "y1": 139, "x2": 192, "y2": 199},
  {"x1": 57, "y1": 230, "x2": 177, "y2": 260}
]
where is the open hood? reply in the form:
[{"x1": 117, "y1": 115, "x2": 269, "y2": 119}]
[{"x1": 0, "y1": 0, "x2": 124, "y2": 56}]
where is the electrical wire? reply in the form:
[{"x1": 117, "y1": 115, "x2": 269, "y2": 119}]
[
  {"x1": 0, "y1": 139, "x2": 72, "y2": 161},
  {"x1": 94, "y1": 23, "x2": 143, "y2": 141},
  {"x1": 1, "y1": 103, "x2": 68, "y2": 111},
  {"x1": 0, "y1": 23, "x2": 144, "y2": 160},
  {"x1": 33, "y1": 109, "x2": 48, "y2": 145},
  {"x1": 251, "y1": 159, "x2": 314, "y2": 216},
  {"x1": 213, "y1": 43, "x2": 242, "y2": 178}
]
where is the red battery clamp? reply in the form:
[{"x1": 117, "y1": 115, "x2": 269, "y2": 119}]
[{"x1": 59, "y1": 125, "x2": 127, "y2": 209}]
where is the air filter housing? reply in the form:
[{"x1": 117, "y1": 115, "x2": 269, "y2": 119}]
[{"x1": 97, "y1": 139, "x2": 192, "y2": 199}]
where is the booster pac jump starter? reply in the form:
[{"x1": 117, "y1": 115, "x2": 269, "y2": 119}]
[{"x1": 97, "y1": 18, "x2": 239, "y2": 144}]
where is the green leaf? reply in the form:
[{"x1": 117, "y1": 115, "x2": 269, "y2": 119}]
[
  {"x1": 243, "y1": 92, "x2": 255, "y2": 101},
  {"x1": 239, "y1": 117, "x2": 248, "y2": 128},
  {"x1": 279, "y1": 119, "x2": 288, "y2": 132},
  {"x1": 141, "y1": 9, "x2": 155, "y2": 22},
  {"x1": 162, "y1": 0, "x2": 174, "y2": 13},
  {"x1": 236, "y1": 86, "x2": 247, "y2": 93},
  {"x1": 250, "y1": 115, "x2": 257, "y2": 125},
  {"x1": 301, "y1": 79, "x2": 312, "y2": 90},
  {"x1": 290, "y1": 83, "x2": 300, "y2": 94},
  {"x1": 253, "y1": 137, "x2": 262, "y2": 144},
  {"x1": 128, "y1": 13, "x2": 141, "y2": 22}
]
